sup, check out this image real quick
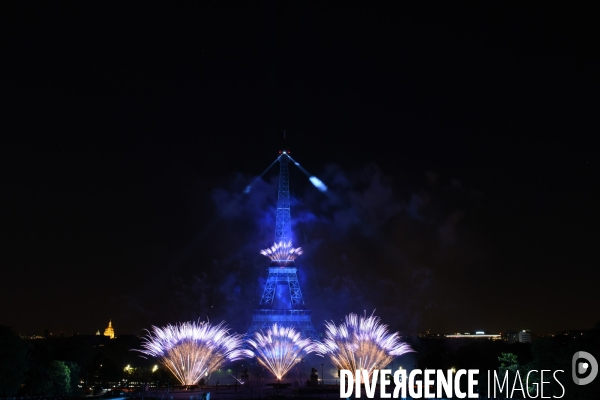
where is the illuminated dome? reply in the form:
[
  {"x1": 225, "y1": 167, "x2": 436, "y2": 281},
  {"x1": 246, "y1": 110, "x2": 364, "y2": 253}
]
[{"x1": 103, "y1": 320, "x2": 115, "y2": 339}]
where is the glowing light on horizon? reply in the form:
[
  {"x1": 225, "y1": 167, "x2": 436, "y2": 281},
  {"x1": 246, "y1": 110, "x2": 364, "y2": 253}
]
[
  {"x1": 309, "y1": 176, "x2": 328, "y2": 192},
  {"x1": 260, "y1": 241, "x2": 303, "y2": 265},
  {"x1": 136, "y1": 320, "x2": 251, "y2": 386},
  {"x1": 316, "y1": 313, "x2": 413, "y2": 380},
  {"x1": 246, "y1": 324, "x2": 318, "y2": 380}
]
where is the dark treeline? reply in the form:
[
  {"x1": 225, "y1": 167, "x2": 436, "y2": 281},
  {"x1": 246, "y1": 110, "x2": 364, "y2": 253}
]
[
  {"x1": 0, "y1": 327, "x2": 169, "y2": 397},
  {"x1": 407, "y1": 322, "x2": 600, "y2": 399}
]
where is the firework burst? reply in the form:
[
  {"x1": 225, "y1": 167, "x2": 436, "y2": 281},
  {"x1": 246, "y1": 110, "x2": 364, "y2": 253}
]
[
  {"x1": 246, "y1": 324, "x2": 318, "y2": 380},
  {"x1": 136, "y1": 320, "x2": 251, "y2": 386},
  {"x1": 317, "y1": 313, "x2": 413, "y2": 379},
  {"x1": 260, "y1": 241, "x2": 303, "y2": 265}
]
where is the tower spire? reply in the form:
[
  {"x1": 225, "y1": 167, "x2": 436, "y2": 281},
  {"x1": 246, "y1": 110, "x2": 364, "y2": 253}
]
[
  {"x1": 261, "y1": 151, "x2": 303, "y2": 266},
  {"x1": 275, "y1": 150, "x2": 292, "y2": 243},
  {"x1": 275, "y1": 151, "x2": 292, "y2": 244}
]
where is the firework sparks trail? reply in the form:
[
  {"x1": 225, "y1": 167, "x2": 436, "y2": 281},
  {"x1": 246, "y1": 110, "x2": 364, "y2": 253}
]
[
  {"x1": 136, "y1": 320, "x2": 252, "y2": 386},
  {"x1": 316, "y1": 313, "x2": 413, "y2": 380},
  {"x1": 227, "y1": 373, "x2": 244, "y2": 384},
  {"x1": 246, "y1": 324, "x2": 318, "y2": 380},
  {"x1": 260, "y1": 241, "x2": 303, "y2": 265}
]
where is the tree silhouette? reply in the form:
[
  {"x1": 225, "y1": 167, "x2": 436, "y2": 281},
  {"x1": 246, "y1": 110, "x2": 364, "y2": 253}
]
[{"x1": 0, "y1": 326, "x2": 30, "y2": 396}]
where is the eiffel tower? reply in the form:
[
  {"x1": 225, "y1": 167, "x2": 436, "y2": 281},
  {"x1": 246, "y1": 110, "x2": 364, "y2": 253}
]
[{"x1": 247, "y1": 150, "x2": 320, "y2": 340}]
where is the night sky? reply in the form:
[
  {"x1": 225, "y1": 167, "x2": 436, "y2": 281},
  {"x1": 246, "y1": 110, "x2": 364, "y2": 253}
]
[{"x1": 2, "y1": 2, "x2": 599, "y2": 338}]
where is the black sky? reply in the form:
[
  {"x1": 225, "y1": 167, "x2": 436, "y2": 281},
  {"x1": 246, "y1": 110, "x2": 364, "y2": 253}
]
[{"x1": 2, "y1": 2, "x2": 599, "y2": 337}]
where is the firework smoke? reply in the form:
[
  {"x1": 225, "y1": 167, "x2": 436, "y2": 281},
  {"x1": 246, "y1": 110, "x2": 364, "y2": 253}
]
[
  {"x1": 137, "y1": 320, "x2": 251, "y2": 385},
  {"x1": 246, "y1": 323, "x2": 318, "y2": 380},
  {"x1": 260, "y1": 241, "x2": 303, "y2": 265},
  {"x1": 317, "y1": 313, "x2": 413, "y2": 379}
]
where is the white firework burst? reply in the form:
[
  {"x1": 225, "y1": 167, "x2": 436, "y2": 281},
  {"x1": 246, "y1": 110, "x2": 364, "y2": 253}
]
[
  {"x1": 260, "y1": 241, "x2": 303, "y2": 265},
  {"x1": 136, "y1": 320, "x2": 251, "y2": 385},
  {"x1": 246, "y1": 324, "x2": 318, "y2": 380},
  {"x1": 317, "y1": 313, "x2": 413, "y2": 379}
]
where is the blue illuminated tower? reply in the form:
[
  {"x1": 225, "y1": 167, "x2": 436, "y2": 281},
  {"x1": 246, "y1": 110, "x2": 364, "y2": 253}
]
[{"x1": 247, "y1": 151, "x2": 320, "y2": 340}]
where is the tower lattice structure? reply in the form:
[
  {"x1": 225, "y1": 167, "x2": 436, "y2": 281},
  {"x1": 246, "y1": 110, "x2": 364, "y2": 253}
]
[{"x1": 247, "y1": 152, "x2": 319, "y2": 340}]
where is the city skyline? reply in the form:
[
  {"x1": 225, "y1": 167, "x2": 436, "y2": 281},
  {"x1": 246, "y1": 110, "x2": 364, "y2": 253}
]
[{"x1": 2, "y1": 2, "x2": 598, "y2": 337}]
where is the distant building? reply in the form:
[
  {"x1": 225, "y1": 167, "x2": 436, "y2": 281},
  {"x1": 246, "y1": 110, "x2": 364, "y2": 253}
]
[
  {"x1": 518, "y1": 329, "x2": 531, "y2": 343},
  {"x1": 19, "y1": 334, "x2": 44, "y2": 340},
  {"x1": 444, "y1": 331, "x2": 502, "y2": 340},
  {"x1": 504, "y1": 330, "x2": 518, "y2": 344},
  {"x1": 442, "y1": 331, "x2": 502, "y2": 351},
  {"x1": 103, "y1": 320, "x2": 115, "y2": 339}
]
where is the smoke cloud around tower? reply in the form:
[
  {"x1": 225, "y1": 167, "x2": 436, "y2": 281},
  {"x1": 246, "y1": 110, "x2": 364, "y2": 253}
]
[{"x1": 191, "y1": 162, "x2": 484, "y2": 334}]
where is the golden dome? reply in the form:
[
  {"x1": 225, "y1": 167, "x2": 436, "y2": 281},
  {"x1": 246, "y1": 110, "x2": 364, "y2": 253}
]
[{"x1": 103, "y1": 319, "x2": 115, "y2": 339}]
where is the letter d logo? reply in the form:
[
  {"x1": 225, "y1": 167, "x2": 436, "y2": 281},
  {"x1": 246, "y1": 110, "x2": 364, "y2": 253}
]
[{"x1": 572, "y1": 351, "x2": 598, "y2": 385}]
